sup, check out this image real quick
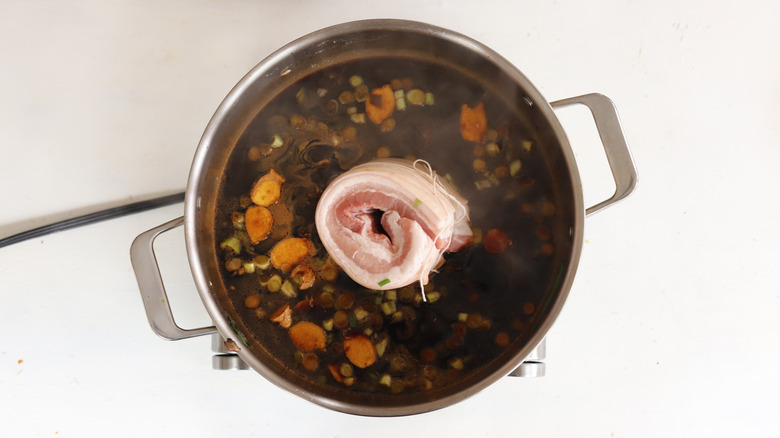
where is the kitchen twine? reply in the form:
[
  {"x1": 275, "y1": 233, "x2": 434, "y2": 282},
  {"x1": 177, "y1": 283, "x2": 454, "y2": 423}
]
[{"x1": 412, "y1": 159, "x2": 469, "y2": 302}]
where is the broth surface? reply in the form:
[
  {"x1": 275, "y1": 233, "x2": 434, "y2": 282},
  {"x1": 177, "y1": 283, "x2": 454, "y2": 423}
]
[{"x1": 214, "y1": 58, "x2": 560, "y2": 396}]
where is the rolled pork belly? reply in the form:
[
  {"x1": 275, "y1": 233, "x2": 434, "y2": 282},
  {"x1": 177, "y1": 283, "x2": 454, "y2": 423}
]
[{"x1": 315, "y1": 159, "x2": 472, "y2": 290}]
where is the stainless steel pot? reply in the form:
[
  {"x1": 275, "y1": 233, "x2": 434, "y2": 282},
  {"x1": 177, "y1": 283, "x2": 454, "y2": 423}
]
[{"x1": 131, "y1": 19, "x2": 636, "y2": 416}]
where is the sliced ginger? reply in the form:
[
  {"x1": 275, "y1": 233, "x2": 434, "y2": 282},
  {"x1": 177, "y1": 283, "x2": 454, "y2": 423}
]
[
  {"x1": 269, "y1": 237, "x2": 310, "y2": 272},
  {"x1": 365, "y1": 84, "x2": 395, "y2": 125},
  {"x1": 244, "y1": 205, "x2": 273, "y2": 244},
  {"x1": 288, "y1": 321, "x2": 326, "y2": 351},
  {"x1": 460, "y1": 102, "x2": 487, "y2": 142},
  {"x1": 343, "y1": 334, "x2": 376, "y2": 368},
  {"x1": 250, "y1": 169, "x2": 285, "y2": 206}
]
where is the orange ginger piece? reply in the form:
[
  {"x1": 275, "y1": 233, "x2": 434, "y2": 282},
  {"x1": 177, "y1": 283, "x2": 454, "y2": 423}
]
[
  {"x1": 269, "y1": 237, "x2": 310, "y2": 272},
  {"x1": 288, "y1": 321, "x2": 327, "y2": 351},
  {"x1": 250, "y1": 169, "x2": 285, "y2": 206},
  {"x1": 343, "y1": 334, "x2": 377, "y2": 368},
  {"x1": 365, "y1": 84, "x2": 395, "y2": 125},
  {"x1": 244, "y1": 205, "x2": 273, "y2": 244},
  {"x1": 460, "y1": 102, "x2": 487, "y2": 142}
]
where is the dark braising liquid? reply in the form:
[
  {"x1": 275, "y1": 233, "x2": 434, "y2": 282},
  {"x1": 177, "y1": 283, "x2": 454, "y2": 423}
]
[{"x1": 215, "y1": 58, "x2": 560, "y2": 397}]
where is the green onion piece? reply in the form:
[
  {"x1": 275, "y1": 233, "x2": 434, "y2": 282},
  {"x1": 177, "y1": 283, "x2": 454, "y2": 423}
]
[
  {"x1": 253, "y1": 255, "x2": 270, "y2": 270},
  {"x1": 406, "y1": 89, "x2": 425, "y2": 106},
  {"x1": 322, "y1": 318, "x2": 333, "y2": 331},
  {"x1": 280, "y1": 280, "x2": 297, "y2": 298},
  {"x1": 242, "y1": 262, "x2": 256, "y2": 274},
  {"x1": 475, "y1": 179, "x2": 492, "y2": 190},
  {"x1": 270, "y1": 135, "x2": 284, "y2": 148},
  {"x1": 425, "y1": 92, "x2": 435, "y2": 105},
  {"x1": 379, "y1": 373, "x2": 392, "y2": 387},
  {"x1": 265, "y1": 274, "x2": 282, "y2": 293},
  {"x1": 375, "y1": 337, "x2": 388, "y2": 357},
  {"x1": 413, "y1": 198, "x2": 422, "y2": 207},
  {"x1": 471, "y1": 227, "x2": 483, "y2": 245},
  {"x1": 510, "y1": 160, "x2": 523, "y2": 177},
  {"x1": 349, "y1": 75, "x2": 363, "y2": 87},
  {"x1": 220, "y1": 236, "x2": 241, "y2": 254},
  {"x1": 384, "y1": 290, "x2": 397, "y2": 301},
  {"x1": 426, "y1": 291, "x2": 441, "y2": 303},
  {"x1": 378, "y1": 278, "x2": 391, "y2": 287},
  {"x1": 522, "y1": 140, "x2": 533, "y2": 152},
  {"x1": 350, "y1": 113, "x2": 366, "y2": 124},
  {"x1": 380, "y1": 300, "x2": 396, "y2": 316},
  {"x1": 395, "y1": 97, "x2": 406, "y2": 111},
  {"x1": 354, "y1": 308, "x2": 369, "y2": 322}
]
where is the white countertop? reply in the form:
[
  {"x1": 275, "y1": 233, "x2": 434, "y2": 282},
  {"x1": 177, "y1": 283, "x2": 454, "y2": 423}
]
[{"x1": 2, "y1": 1, "x2": 779, "y2": 436}]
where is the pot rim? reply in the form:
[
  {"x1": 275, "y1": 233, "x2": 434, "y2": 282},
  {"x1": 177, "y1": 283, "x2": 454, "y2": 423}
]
[{"x1": 183, "y1": 18, "x2": 585, "y2": 416}]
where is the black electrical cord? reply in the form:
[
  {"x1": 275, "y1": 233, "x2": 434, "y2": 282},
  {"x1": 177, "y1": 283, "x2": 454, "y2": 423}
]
[{"x1": 0, "y1": 192, "x2": 185, "y2": 249}]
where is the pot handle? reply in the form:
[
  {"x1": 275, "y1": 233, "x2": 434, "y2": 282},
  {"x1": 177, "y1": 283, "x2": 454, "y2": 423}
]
[
  {"x1": 550, "y1": 93, "x2": 637, "y2": 216},
  {"x1": 131, "y1": 216, "x2": 217, "y2": 340}
]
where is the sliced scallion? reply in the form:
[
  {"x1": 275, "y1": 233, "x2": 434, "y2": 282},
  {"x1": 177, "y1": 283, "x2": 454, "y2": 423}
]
[
  {"x1": 377, "y1": 278, "x2": 391, "y2": 287},
  {"x1": 280, "y1": 280, "x2": 297, "y2": 298},
  {"x1": 220, "y1": 236, "x2": 241, "y2": 254},
  {"x1": 413, "y1": 198, "x2": 422, "y2": 207}
]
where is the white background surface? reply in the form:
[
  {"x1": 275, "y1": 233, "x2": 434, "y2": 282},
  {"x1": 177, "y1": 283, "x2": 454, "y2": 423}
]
[{"x1": 2, "y1": 1, "x2": 778, "y2": 436}]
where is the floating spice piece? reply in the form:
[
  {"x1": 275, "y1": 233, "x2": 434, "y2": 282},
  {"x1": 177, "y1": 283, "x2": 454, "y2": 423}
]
[
  {"x1": 289, "y1": 321, "x2": 327, "y2": 351},
  {"x1": 460, "y1": 102, "x2": 487, "y2": 142},
  {"x1": 270, "y1": 303, "x2": 292, "y2": 328},
  {"x1": 380, "y1": 117, "x2": 396, "y2": 133},
  {"x1": 339, "y1": 90, "x2": 355, "y2": 104},
  {"x1": 244, "y1": 294, "x2": 261, "y2": 309},
  {"x1": 291, "y1": 264, "x2": 316, "y2": 290},
  {"x1": 325, "y1": 99, "x2": 339, "y2": 115},
  {"x1": 365, "y1": 84, "x2": 395, "y2": 124},
  {"x1": 483, "y1": 229, "x2": 511, "y2": 254},
  {"x1": 244, "y1": 205, "x2": 273, "y2": 243}
]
